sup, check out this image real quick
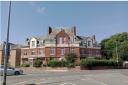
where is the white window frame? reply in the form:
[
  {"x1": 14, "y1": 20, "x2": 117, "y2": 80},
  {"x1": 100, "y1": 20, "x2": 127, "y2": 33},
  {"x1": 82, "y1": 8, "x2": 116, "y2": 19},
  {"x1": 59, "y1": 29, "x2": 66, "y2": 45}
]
[
  {"x1": 61, "y1": 48, "x2": 64, "y2": 55},
  {"x1": 32, "y1": 41, "x2": 35, "y2": 47},
  {"x1": 50, "y1": 48, "x2": 55, "y2": 55},
  {"x1": 88, "y1": 41, "x2": 91, "y2": 47}
]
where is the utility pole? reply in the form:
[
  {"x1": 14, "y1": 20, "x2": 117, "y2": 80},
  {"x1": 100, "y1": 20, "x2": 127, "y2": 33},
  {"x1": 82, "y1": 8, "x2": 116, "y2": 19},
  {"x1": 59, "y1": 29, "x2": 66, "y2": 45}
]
[
  {"x1": 3, "y1": 1, "x2": 11, "y2": 85},
  {"x1": 115, "y1": 41, "x2": 119, "y2": 67}
]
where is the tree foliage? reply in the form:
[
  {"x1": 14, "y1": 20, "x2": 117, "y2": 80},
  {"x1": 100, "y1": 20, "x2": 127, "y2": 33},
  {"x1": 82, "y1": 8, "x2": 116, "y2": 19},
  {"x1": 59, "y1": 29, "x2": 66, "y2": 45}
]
[
  {"x1": 33, "y1": 58, "x2": 42, "y2": 67},
  {"x1": 65, "y1": 53, "x2": 77, "y2": 67},
  {"x1": 100, "y1": 32, "x2": 128, "y2": 61}
]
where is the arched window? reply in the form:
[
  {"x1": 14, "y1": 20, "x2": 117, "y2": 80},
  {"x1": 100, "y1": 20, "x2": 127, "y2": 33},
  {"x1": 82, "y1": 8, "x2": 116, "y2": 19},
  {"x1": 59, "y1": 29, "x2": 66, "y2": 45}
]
[
  {"x1": 59, "y1": 37, "x2": 62, "y2": 44},
  {"x1": 64, "y1": 37, "x2": 66, "y2": 44}
]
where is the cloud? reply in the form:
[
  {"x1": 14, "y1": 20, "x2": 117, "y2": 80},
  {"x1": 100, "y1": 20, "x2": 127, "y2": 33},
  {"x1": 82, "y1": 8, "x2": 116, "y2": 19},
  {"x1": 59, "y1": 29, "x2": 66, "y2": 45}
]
[
  {"x1": 28, "y1": 1, "x2": 36, "y2": 8},
  {"x1": 28, "y1": 2, "x2": 46, "y2": 14},
  {"x1": 36, "y1": 7, "x2": 46, "y2": 14}
]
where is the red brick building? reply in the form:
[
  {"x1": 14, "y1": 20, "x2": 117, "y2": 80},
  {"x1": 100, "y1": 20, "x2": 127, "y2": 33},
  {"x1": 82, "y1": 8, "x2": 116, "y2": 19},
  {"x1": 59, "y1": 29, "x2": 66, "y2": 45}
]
[{"x1": 21, "y1": 26, "x2": 101, "y2": 66}]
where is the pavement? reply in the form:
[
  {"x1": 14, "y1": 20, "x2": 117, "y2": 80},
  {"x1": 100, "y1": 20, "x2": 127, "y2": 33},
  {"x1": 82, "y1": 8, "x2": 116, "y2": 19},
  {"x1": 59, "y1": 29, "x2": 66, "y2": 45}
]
[{"x1": 0, "y1": 69, "x2": 128, "y2": 85}]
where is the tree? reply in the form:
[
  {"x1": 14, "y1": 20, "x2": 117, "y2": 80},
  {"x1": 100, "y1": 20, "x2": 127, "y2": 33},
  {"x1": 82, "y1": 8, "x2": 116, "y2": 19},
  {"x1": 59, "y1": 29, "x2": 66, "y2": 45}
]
[
  {"x1": 65, "y1": 53, "x2": 77, "y2": 67},
  {"x1": 100, "y1": 32, "x2": 128, "y2": 61},
  {"x1": 118, "y1": 41, "x2": 128, "y2": 61},
  {"x1": 33, "y1": 58, "x2": 42, "y2": 67}
]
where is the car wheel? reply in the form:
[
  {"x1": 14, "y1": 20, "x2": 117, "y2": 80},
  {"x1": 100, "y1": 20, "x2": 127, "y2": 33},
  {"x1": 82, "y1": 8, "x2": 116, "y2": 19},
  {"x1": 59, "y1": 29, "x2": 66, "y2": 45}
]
[{"x1": 14, "y1": 71, "x2": 20, "y2": 75}]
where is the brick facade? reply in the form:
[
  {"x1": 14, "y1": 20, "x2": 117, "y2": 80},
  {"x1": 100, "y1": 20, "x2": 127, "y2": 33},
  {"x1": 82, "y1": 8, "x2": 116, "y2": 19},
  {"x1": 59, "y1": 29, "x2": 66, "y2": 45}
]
[{"x1": 21, "y1": 27, "x2": 101, "y2": 66}]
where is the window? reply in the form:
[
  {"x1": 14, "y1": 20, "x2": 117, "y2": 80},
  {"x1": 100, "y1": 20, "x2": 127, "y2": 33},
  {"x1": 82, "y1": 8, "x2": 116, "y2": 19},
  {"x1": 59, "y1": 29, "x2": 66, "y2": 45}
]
[
  {"x1": 59, "y1": 37, "x2": 62, "y2": 44},
  {"x1": 61, "y1": 48, "x2": 64, "y2": 55},
  {"x1": 71, "y1": 36, "x2": 74, "y2": 43},
  {"x1": 50, "y1": 48, "x2": 55, "y2": 55},
  {"x1": 70, "y1": 48, "x2": 75, "y2": 53},
  {"x1": 39, "y1": 49, "x2": 44, "y2": 54},
  {"x1": 88, "y1": 41, "x2": 91, "y2": 47},
  {"x1": 32, "y1": 41, "x2": 35, "y2": 47},
  {"x1": 31, "y1": 50, "x2": 35, "y2": 55},
  {"x1": 96, "y1": 50, "x2": 100, "y2": 56},
  {"x1": 80, "y1": 49, "x2": 85, "y2": 55},
  {"x1": 88, "y1": 49, "x2": 92, "y2": 56},
  {"x1": 64, "y1": 37, "x2": 66, "y2": 44},
  {"x1": 24, "y1": 52, "x2": 27, "y2": 55}
]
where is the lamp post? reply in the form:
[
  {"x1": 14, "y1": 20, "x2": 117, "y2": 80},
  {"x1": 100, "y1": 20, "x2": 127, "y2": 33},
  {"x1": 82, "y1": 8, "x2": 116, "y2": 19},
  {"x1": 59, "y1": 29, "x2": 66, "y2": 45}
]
[
  {"x1": 115, "y1": 40, "x2": 119, "y2": 69},
  {"x1": 3, "y1": 1, "x2": 11, "y2": 85}
]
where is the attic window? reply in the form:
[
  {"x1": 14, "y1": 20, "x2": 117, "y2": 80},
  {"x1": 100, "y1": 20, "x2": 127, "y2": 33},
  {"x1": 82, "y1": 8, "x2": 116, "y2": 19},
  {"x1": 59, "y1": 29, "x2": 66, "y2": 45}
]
[
  {"x1": 32, "y1": 41, "x2": 35, "y2": 47},
  {"x1": 37, "y1": 41, "x2": 39, "y2": 44},
  {"x1": 88, "y1": 41, "x2": 91, "y2": 47}
]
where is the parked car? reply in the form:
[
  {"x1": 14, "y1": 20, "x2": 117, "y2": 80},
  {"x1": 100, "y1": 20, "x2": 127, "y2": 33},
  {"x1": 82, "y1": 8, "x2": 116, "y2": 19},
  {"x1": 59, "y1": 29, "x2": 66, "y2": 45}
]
[
  {"x1": 0, "y1": 65, "x2": 23, "y2": 76},
  {"x1": 123, "y1": 61, "x2": 128, "y2": 69}
]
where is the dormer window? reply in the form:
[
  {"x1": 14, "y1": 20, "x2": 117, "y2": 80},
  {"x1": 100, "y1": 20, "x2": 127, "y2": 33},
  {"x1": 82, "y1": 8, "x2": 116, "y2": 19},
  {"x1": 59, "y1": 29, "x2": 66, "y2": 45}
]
[
  {"x1": 32, "y1": 41, "x2": 35, "y2": 47},
  {"x1": 88, "y1": 41, "x2": 91, "y2": 47},
  {"x1": 37, "y1": 40, "x2": 39, "y2": 44}
]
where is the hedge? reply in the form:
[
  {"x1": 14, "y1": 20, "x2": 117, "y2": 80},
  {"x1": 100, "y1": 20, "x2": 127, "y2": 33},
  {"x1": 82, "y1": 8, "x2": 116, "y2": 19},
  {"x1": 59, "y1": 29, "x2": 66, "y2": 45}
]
[
  {"x1": 21, "y1": 64, "x2": 30, "y2": 67},
  {"x1": 47, "y1": 59, "x2": 66, "y2": 67},
  {"x1": 33, "y1": 58, "x2": 42, "y2": 67},
  {"x1": 80, "y1": 58, "x2": 119, "y2": 69}
]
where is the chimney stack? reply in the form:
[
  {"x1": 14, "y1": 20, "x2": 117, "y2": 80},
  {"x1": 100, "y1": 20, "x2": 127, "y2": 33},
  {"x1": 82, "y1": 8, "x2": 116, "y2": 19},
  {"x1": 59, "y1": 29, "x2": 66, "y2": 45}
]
[
  {"x1": 73, "y1": 26, "x2": 76, "y2": 35},
  {"x1": 48, "y1": 26, "x2": 52, "y2": 35},
  {"x1": 92, "y1": 35, "x2": 95, "y2": 40}
]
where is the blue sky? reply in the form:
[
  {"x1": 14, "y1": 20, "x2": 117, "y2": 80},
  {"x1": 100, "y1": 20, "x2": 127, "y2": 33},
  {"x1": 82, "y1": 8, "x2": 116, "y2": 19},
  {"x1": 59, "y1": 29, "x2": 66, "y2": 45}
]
[{"x1": 1, "y1": 1, "x2": 128, "y2": 44}]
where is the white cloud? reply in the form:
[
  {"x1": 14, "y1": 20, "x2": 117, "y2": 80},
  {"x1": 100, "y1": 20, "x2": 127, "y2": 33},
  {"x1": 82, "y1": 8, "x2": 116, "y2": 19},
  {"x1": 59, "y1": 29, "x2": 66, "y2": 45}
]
[
  {"x1": 28, "y1": 1, "x2": 36, "y2": 8},
  {"x1": 36, "y1": 7, "x2": 46, "y2": 14},
  {"x1": 28, "y1": 2, "x2": 46, "y2": 14}
]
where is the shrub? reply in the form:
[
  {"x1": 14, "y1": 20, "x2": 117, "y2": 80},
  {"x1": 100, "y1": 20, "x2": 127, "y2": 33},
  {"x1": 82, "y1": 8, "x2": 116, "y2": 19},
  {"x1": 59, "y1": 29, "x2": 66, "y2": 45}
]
[
  {"x1": 21, "y1": 64, "x2": 30, "y2": 67},
  {"x1": 80, "y1": 57, "x2": 118, "y2": 69},
  {"x1": 80, "y1": 59, "x2": 87, "y2": 68},
  {"x1": 61, "y1": 60, "x2": 67, "y2": 67},
  {"x1": 33, "y1": 58, "x2": 42, "y2": 67},
  {"x1": 47, "y1": 59, "x2": 66, "y2": 67},
  {"x1": 65, "y1": 53, "x2": 76, "y2": 68},
  {"x1": 65, "y1": 53, "x2": 76, "y2": 63}
]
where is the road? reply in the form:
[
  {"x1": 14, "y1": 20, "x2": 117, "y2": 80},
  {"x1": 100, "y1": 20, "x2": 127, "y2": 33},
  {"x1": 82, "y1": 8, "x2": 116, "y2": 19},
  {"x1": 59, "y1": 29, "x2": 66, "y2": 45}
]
[{"x1": 1, "y1": 69, "x2": 128, "y2": 85}]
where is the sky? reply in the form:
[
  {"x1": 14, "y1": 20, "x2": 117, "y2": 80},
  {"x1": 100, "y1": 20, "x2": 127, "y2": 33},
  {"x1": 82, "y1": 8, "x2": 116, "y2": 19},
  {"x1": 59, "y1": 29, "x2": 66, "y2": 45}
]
[{"x1": 1, "y1": 1, "x2": 128, "y2": 44}]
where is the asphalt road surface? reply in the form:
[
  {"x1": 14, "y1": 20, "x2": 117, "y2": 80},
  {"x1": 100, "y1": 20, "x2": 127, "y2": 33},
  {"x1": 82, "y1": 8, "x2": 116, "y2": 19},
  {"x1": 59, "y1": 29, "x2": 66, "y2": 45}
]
[{"x1": 1, "y1": 69, "x2": 128, "y2": 85}]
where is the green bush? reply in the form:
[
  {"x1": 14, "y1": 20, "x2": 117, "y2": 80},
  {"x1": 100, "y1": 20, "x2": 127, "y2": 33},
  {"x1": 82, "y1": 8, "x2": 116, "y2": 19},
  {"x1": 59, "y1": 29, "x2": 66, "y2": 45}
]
[
  {"x1": 47, "y1": 59, "x2": 66, "y2": 67},
  {"x1": 33, "y1": 58, "x2": 42, "y2": 67},
  {"x1": 80, "y1": 59, "x2": 87, "y2": 68},
  {"x1": 21, "y1": 64, "x2": 30, "y2": 67},
  {"x1": 80, "y1": 58, "x2": 118, "y2": 69},
  {"x1": 65, "y1": 53, "x2": 76, "y2": 68},
  {"x1": 66, "y1": 63, "x2": 75, "y2": 68}
]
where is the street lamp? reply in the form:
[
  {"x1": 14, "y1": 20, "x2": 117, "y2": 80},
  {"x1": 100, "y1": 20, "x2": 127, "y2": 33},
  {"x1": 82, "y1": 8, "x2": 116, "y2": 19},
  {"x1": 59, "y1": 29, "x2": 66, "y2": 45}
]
[
  {"x1": 115, "y1": 40, "x2": 119, "y2": 69},
  {"x1": 115, "y1": 41, "x2": 118, "y2": 63},
  {"x1": 3, "y1": 1, "x2": 11, "y2": 85}
]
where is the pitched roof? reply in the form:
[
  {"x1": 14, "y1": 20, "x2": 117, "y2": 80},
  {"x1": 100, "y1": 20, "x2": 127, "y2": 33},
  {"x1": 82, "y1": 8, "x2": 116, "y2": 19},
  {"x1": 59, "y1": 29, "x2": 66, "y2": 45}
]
[{"x1": 49, "y1": 27, "x2": 75, "y2": 36}]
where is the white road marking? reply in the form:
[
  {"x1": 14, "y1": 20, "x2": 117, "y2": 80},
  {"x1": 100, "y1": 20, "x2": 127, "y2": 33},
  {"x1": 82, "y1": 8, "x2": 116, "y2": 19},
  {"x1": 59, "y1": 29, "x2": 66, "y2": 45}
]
[
  {"x1": 46, "y1": 70, "x2": 68, "y2": 72},
  {"x1": 81, "y1": 78, "x2": 108, "y2": 85},
  {"x1": 14, "y1": 78, "x2": 45, "y2": 85},
  {"x1": 60, "y1": 82, "x2": 76, "y2": 85},
  {"x1": 83, "y1": 74, "x2": 93, "y2": 77},
  {"x1": 36, "y1": 81, "x2": 47, "y2": 84},
  {"x1": 14, "y1": 81, "x2": 28, "y2": 85}
]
